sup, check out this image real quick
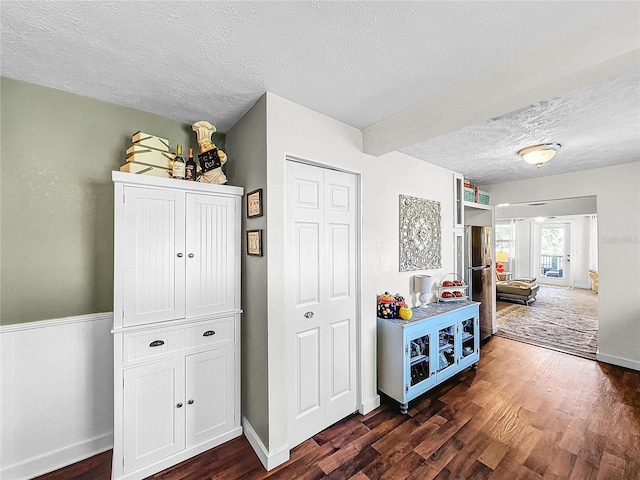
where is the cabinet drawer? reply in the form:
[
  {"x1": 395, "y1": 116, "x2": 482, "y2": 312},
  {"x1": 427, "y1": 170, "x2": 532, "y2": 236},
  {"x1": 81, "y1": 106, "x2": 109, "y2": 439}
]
[{"x1": 123, "y1": 317, "x2": 233, "y2": 364}]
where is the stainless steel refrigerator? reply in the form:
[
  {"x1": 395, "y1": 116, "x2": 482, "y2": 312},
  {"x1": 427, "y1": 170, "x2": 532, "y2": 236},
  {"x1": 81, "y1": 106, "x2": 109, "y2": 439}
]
[{"x1": 465, "y1": 226, "x2": 495, "y2": 341}]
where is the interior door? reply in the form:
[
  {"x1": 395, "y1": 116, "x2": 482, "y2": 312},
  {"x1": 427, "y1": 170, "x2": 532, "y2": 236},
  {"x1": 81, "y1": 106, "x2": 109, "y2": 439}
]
[{"x1": 285, "y1": 161, "x2": 357, "y2": 448}]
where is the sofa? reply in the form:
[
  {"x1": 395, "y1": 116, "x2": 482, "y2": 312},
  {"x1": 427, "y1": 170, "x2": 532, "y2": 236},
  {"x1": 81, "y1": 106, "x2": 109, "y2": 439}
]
[{"x1": 496, "y1": 277, "x2": 539, "y2": 305}]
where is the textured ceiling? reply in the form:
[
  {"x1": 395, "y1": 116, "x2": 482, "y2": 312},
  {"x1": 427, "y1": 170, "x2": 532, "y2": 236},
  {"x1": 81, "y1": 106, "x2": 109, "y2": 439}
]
[
  {"x1": 1, "y1": 1, "x2": 639, "y2": 185},
  {"x1": 401, "y1": 71, "x2": 640, "y2": 185}
]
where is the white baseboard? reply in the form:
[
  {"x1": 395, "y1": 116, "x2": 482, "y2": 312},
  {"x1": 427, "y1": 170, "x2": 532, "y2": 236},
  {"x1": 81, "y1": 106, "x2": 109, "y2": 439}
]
[
  {"x1": 359, "y1": 394, "x2": 381, "y2": 415},
  {"x1": 596, "y1": 352, "x2": 640, "y2": 371},
  {"x1": 0, "y1": 433, "x2": 113, "y2": 480},
  {"x1": 241, "y1": 417, "x2": 289, "y2": 471}
]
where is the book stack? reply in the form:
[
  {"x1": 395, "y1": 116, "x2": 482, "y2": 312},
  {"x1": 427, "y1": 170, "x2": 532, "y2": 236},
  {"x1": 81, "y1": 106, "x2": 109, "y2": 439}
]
[{"x1": 120, "y1": 131, "x2": 175, "y2": 178}]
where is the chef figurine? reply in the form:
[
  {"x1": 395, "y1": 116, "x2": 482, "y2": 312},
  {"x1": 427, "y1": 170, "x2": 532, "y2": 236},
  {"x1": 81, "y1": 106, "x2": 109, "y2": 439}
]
[{"x1": 191, "y1": 120, "x2": 228, "y2": 184}]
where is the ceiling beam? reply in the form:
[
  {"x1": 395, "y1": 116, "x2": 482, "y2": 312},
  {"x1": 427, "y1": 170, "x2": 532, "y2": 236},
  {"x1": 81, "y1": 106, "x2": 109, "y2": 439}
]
[{"x1": 363, "y1": 3, "x2": 640, "y2": 157}]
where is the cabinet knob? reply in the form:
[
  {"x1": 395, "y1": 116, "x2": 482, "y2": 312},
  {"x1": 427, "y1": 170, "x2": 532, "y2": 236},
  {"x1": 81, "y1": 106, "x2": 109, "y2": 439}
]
[
  {"x1": 177, "y1": 253, "x2": 183, "y2": 258},
  {"x1": 176, "y1": 403, "x2": 183, "y2": 408},
  {"x1": 188, "y1": 253, "x2": 194, "y2": 258},
  {"x1": 188, "y1": 399, "x2": 194, "y2": 405},
  {"x1": 149, "y1": 340, "x2": 165, "y2": 348},
  {"x1": 304, "y1": 311, "x2": 314, "y2": 319},
  {"x1": 203, "y1": 330, "x2": 216, "y2": 337}
]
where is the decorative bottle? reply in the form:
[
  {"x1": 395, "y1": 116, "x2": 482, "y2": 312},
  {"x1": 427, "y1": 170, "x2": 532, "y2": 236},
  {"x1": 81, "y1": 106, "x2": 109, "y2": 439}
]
[
  {"x1": 185, "y1": 147, "x2": 197, "y2": 181},
  {"x1": 172, "y1": 144, "x2": 186, "y2": 179}
]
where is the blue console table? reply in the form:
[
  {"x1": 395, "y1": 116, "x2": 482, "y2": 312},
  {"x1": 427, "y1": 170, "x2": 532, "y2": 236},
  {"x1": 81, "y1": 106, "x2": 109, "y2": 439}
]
[{"x1": 377, "y1": 301, "x2": 480, "y2": 413}]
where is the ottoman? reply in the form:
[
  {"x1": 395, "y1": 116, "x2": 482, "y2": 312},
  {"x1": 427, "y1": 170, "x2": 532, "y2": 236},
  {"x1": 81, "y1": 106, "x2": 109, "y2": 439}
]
[{"x1": 496, "y1": 277, "x2": 539, "y2": 305}]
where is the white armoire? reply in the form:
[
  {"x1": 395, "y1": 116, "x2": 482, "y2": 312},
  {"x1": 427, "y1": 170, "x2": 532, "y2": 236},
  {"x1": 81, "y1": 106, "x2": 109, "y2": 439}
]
[{"x1": 111, "y1": 172, "x2": 243, "y2": 480}]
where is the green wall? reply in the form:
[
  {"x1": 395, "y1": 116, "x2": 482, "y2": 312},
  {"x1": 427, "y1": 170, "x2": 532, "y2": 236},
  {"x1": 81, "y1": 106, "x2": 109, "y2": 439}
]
[{"x1": 0, "y1": 77, "x2": 224, "y2": 325}]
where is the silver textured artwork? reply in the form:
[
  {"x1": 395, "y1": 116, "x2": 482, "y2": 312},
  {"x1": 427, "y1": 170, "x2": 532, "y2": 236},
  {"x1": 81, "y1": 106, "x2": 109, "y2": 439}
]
[{"x1": 399, "y1": 195, "x2": 441, "y2": 272}]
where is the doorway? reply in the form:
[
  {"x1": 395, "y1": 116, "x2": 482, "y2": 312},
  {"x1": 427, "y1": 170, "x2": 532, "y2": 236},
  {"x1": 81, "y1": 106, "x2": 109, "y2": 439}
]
[
  {"x1": 284, "y1": 159, "x2": 360, "y2": 448},
  {"x1": 494, "y1": 198, "x2": 599, "y2": 359},
  {"x1": 534, "y1": 221, "x2": 572, "y2": 286}
]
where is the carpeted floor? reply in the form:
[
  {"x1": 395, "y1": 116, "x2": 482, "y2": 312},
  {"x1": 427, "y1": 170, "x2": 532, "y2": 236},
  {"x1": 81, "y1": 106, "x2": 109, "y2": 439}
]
[{"x1": 496, "y1": 284, "x2": 598, "y2": 359}]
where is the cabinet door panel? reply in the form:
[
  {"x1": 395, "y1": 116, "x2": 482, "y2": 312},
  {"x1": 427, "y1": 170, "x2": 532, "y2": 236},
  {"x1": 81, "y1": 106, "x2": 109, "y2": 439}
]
[
  {"x1": 185, "y1": 194, "x2": 236, "y2": 317},
  {"x1": 435, "y1": 320, "x2": 459, "y2": 382},
  {"x1": 123, "y1": 359, "x2": 185, "y2": 473},
  {"x1": 407, "y1": 331, "x2": 437, "y2": 399},
  {"x1": 123, "y1": 186, "x2": 186, "y2": 326},
  {"x1": 459, "y1": 311, "x2": 480, "y2": 369},
  {"x1": 185, "y1": 347, "x2": 234, "y2": 447}
]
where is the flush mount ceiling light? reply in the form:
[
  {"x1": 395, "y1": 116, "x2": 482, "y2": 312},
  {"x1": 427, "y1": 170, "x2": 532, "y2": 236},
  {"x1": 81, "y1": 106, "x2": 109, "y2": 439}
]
[{"x1": 518, "y1": 143, "x2": 561, "y2": 168}]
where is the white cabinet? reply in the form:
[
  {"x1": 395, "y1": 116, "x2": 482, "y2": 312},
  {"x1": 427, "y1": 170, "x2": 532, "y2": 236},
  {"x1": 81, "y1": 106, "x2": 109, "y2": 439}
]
[
  {"x1": 112, "y1": 172, "x2": 243, "y2": 480},
  {"x1": 118, "y1": 182, "x2": 237, "y2": 328},
  {"x1": 377, "y1": 302, "x2": 479, "y2": 414}
]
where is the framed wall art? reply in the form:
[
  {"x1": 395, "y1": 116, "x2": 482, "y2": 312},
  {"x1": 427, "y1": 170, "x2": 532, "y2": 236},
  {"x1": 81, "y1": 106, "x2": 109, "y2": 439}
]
[
  {"x1": 399, "y1": 194, "x2": 442, "y2": 271},
  {"x1": 246, "y1": 188, "x2": 263, "y2": 218},
  {"x1": 246, "y1": 229, "x2": 263, "y2": 256}
]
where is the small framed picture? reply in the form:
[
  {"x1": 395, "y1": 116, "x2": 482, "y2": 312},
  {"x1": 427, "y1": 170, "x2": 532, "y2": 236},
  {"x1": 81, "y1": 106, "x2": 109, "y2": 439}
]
[
  {"x1": 246, "y1": 229, "x2": 263, "y2": 256},
  {"x1": 247, "y1": 188, "x2": 263, "y2": 218}
]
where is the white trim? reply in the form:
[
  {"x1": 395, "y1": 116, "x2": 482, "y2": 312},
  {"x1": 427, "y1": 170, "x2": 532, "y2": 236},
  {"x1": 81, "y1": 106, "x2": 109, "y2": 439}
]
[
  {"x1": 0, "y1": 431, "x2": 113, "y2": 480},
  {"x1": 0, "y1": 311, "x2": 113, "y2": 333},
  {"x1": 242, "y1": 417, "x2": 290, "y2": 471},
  {"x1": 112, "y1": 171, "x2": 244, "y2": 196},
  {"x1": 359, "y1": 395, "x2": 381, "y2": 416},
  {"x1": 596, "y1": 352, "x2": 640, "y2": 371}
]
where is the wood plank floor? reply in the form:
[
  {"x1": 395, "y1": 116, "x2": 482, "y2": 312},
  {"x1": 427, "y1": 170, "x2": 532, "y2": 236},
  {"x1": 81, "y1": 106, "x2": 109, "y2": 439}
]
[{"x1": 36, "y1": 337, "x2": 640, "y2": 480}]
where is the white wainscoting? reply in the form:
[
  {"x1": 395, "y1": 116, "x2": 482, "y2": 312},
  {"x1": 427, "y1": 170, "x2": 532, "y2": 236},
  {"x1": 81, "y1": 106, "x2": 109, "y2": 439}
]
[{"x1": 0, "y1": 313, "x2": 114, "y2": 479}]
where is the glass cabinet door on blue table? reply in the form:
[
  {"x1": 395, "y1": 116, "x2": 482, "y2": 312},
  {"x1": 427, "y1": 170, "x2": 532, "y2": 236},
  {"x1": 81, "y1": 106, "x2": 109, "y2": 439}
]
[
  {"x1": 459, "y1": 312, "x2": 479, "y2": 369},
  {"x1": 407, "y1": 331, "x2": 436, "y2": 403},
  {"x1": 436, "y1": 320, "x2": 458, "y2": 381}
]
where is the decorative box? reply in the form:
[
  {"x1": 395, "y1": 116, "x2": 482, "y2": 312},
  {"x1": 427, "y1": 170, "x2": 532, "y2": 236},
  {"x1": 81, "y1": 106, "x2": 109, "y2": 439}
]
[
  {"x1": 464, "y1": 187, "x2": 474, "y2": 202},
  {"x1": 126, "y1": 145, "x2": 175, "y2": 169},
  {"x1": 131, "y1": 131, "x2": 170, "y2": 152},
  {"x1": 120, "y1": 161, "x2": 171, "y2": 178},
  {"x1": 474, "y1": 188, "x2": 489, "y2": 205}
]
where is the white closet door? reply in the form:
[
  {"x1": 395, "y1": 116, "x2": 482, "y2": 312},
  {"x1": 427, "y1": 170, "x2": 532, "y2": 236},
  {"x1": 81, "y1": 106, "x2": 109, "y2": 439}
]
[
  {"x1": 286, "y1": 161, "x2": 357, "y2": 448},
  {"x1": 323, "y1": 168, "x2": 357, "y2": 426},
  {"x1": 185, "y1": 194, "x2": 236, "y2": 317},
  {"x1": 123, "y1": 186, "x2": 186, "y2": 326}
]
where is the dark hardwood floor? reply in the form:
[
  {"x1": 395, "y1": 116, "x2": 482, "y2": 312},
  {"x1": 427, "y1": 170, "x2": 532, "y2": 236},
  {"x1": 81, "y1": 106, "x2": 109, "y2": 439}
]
[{"x1": 36, "y1": 336, "x2": 640, "y2": 480}]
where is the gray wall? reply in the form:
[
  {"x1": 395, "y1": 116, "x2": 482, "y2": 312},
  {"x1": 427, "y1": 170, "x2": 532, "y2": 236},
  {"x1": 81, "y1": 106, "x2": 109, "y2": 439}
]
[
  {"x1": 0, "y1": 77, "x2": 203, "y2": 325},
  {"x1": 225, "y1": 95, "x2": 269, "y2": 445}
]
